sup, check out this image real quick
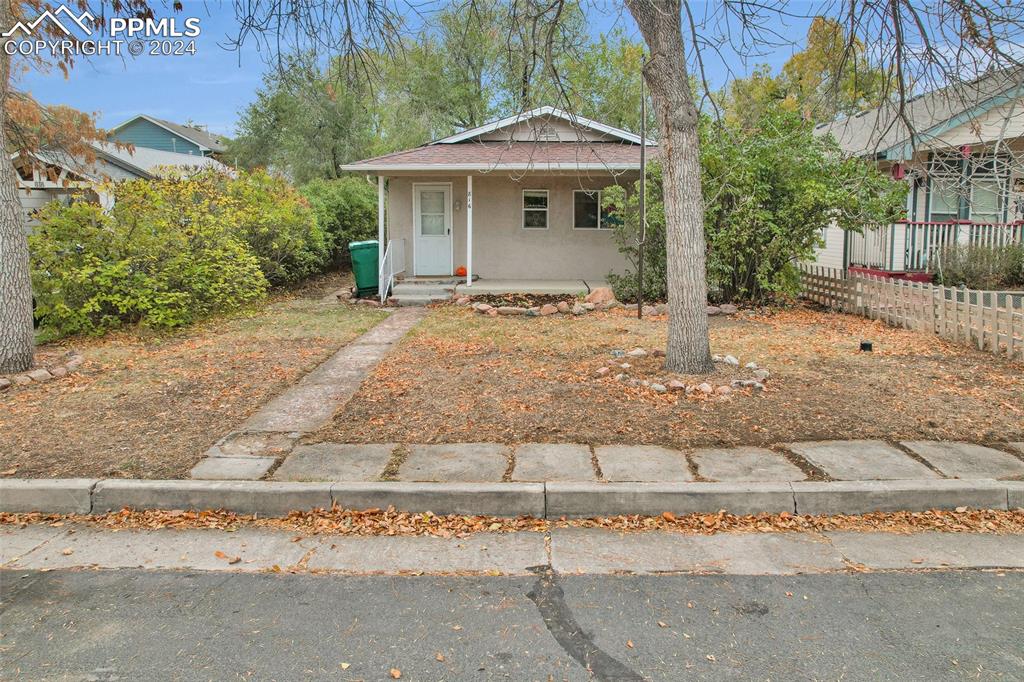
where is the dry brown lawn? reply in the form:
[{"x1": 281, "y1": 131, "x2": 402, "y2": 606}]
[
  {"x1": 313, "y1": 304, "x2": 1024, "y2": 448},
  {"x1": 0, "y1": 273, "x2": 387, "y2": 479}
]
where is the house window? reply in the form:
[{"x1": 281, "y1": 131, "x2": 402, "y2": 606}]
[
  {"x1": 573, "y1": 190, "x2": 611, "y2": 229},
  {"x1": 929, "y1": 176, "x2": 961, "y2": 222},
  {"x1": 523, "y1": 189, "x2": 548, "y2": 229}
]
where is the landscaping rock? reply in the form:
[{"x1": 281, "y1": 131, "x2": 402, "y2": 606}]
[
  {"x1": 584, "y1": 286, "x2": 615, "y2": 304},
  {"x1": 357, "y1": 298, "x2": 381, "y2": 307},
  {"x1": 603, "y1": 300, "x2": 621, "y2": 310},
  {"x1": 752, "y1": 382, "x2": 765, "y2": 392},
  {"x1": 619, "y1": 363, "x2": 631, "y2": 369},
  {"x1": 626, "y1": 348, "x2": 648, "y2": 358},
  {"x1": 65, "y1": 355, "x2": 84, "y2": 371},
  {"x1": 539, "y1": 303, "x2": 558, "y2": 316},
  {"x1": 27, "y1": 369, "x2": 52, "y2": 382},
  {"x1": 723, "y1": 355, "x2": 740, "y2": 366},
  {"x1": 651, "y1": 349, "x2": 665, "y2": 357},
  {"x1": 474, "y1": 303, "x2": 493, "y2": 314},
  {"x1": 744, "y1": 362, "x2": 758, "y2": 369},
  {"x1": 556, "y1": 301, "x2": 571, "y2": 314},
  {"x1": 611, "y1": 349, "x2": 626, "y2": 358},
  {"x1": 654, "y1": 303, "x2": 669, "y2": 315},
  {"x1": 570, "y1": 303, "x2": 586, "y2": 315},
  {"x1": 0, "y1": 377, "x2": 10, "y2": 391},
  {"x1": 614, "y1": 373, "x2": 628, "y2": 382},
  {"x1": 525, "y1": 307, "x2": 540, "y2": 316},
  {"x1": 697, "y1": 382, "x2": 713, "y2": 394},
  {"x1": 706, "y1": 306, "x2": 721, "y2": 316},
  {"x1": 753, "y1": 369, "x2": 770, "y2": 381},
  {"x1": 456, "y1": 296, "x2": 471, "y2": 305},
  {"x1": 50, "y1": 366, "x2": 68, "y2": 378},
  {"x1": 581, "y1": 302, "x2": 596, "y2": 311},
  {"x1": 497, "y1": 306, "x2": 526, "y2": 316},
  {"x1": 642, "y1": 305, "x2": 657, "y2": 316},
  {"x1": 715, "y1": 385, "x2": 732, "y2": 396},
  {"x1": 12, "y1": 375, "x2": 31, "y2": 386},
  {"x1": 650, "y1": 383, "x2": 667, "y2": 393},
  {"x1": 667, "y1": 380, "x2": 687, "y2": 392},
  {"x1": 595, "y1": 366, "x2": 610, "y2": 377},
  {"x1": 719, "y1": 304, "x2": 738, "y2": 314}
]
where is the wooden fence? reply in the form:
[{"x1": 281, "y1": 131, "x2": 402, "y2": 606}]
[{"x1": 800, "y1": 265, "x2": 1024, "y2": 362}]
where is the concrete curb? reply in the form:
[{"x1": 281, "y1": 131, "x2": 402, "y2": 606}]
[{"x1": 1, "y1": 478, "x2": 1021, "y2": 517}]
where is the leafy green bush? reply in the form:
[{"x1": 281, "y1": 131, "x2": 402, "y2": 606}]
[
  {"x1": 227, "y1": 170, "x2": 330, "y2": 284},
  {"x1": 30, "y1": 192, "x2": 267, "y2": 336},
  {"x1": 932, "y1": 244, "x2": 1024, "y2": 290},
  {"x1": 603, "y1": 109, "x2": 905, "y2": 304},
  {"x1": 300, "y1": 177, "x2": 377, "y2": 262}
]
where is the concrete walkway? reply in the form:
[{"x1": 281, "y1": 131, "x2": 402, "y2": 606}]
[
  {"x1": 270, "y1": 439, "x2": 1024, "y2": 485},
  {"x1": 3, "y1": 523, "x2": 1022, "y2": 575},
  {"x1": 190, "y1": 308, "x2": 426, "y2": 481}
]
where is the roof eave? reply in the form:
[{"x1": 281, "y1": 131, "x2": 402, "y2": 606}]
[{"x1": 339, "y1": 162, "x2": 642, "y2": 173}]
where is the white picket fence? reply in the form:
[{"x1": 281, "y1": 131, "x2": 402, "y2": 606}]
[{"x1": 800, "y1": 265, "x2": 1024, "y2": 362}]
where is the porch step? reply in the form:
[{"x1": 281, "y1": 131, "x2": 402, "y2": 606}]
[
  {"x1": 392, "y1": 294, "x2": 450, "y2": 307},
  {"x1": 392, "y1": 283, "x2": 456, "y2": 297}
]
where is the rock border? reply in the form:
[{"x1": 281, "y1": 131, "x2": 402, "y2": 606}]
[
  {"x1": 0, "y1": 351, "x2": 85, "y2": 392},
  {"x1": 464, "y1": 298, "x2": 740, "y2": 319},
  {"x1": 598, "y1": 347, "x2": 770, "y2": 397}
]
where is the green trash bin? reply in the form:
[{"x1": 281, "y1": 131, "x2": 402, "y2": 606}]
[{"x1": 349, "y1": 240, "x2": 380, "y2": 298}]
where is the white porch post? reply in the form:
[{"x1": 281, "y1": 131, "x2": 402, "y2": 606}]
[
  {"x1": 377, "y1": 175, "x2": 386, "y2": 248},
  {"x1": 466, "y1": 175, "x2": 473, "y2": 287}
]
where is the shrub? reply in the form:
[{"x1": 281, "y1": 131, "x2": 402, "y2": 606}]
[
  {"x1": 603, "y1": 109, "x2": 905, "y2": 304},
  {"x1": 227, "y1": 170, "x2": 330, "y2": 284},
  {"x1": 932, "y1": 244, "x2": 1024, "y2": 290},
  {"x1": 30, "y1": 193, "x2": 267, "y2": 336},
  {"x1": 300, "y1": 177, "x2": 377, "y2": 262}
]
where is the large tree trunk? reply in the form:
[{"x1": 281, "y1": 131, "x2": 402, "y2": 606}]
[
  {"x1": 0, "y1": 3, "x2": 35, "y2": 373},
  {"x1": 626, "y1": 0, "x2": 713, "y2": 374}
]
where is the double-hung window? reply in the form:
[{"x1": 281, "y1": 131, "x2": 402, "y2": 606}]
[
  {"x1": 573, "y1": 189, "x2": 611, "y2": 229},
  {"x1": 523, "y1": 190, "x2": 548, "y2": 229}
]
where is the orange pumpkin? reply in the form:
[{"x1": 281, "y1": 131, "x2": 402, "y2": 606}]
[{"x1": 455, "y1": 266, "x2": 467, "y2": 277}]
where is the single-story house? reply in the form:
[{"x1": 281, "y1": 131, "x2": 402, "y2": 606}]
[
  {"x1": 340, "y1": 106, "x2": 654, "y2": 301},
  {"x1": 12, "y1": 141, "x2": 231, "y2": 226},
  {"x1": 810, "y1": 67, "x2": 1024, "y2": 277},
  {"x1": 108, "y1": 114, "x2": 228, "y2": 157}
]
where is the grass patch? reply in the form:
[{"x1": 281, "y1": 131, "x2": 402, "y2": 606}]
[{"x1": 1, "y1": 273, "x2": 387, "y2": 479}]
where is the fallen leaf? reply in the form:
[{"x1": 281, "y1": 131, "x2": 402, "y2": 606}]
[
  {"x1": 390, "y1": 668, "x2": 402, "y2": 679},
  {"x1": 657, "y1": 621, "x2": 668, "y2": 628},
  {"x1": 452, "y1": 625, "x2": 463, "y2": 631},
  {"x1": 662, "y1": 511, "x2": 676, "y2": 522},
  {"x1": 626, "y1": 640, "x2": 634, "y2": 649},
  {"x1": 340, "y1": 663, "x2": 350, "y2": 670},
  {"x1": 61, "y1": 548, "x2": 73, "y2": 556},
  {"x1": 1, "y1": 468, "x2": 17, "y2": 476},
  {"x1": 686, "y1": 602, "x2": 694, "y2": 608},
  {"x1": 910, "y1": 558, "x2": 924, "y2": 564},
  {"x1": 706, "y1": 655, "x2": 716, "y2": 662},
  {"x1": 435, "y1": 653, "x2": 445, "y2": 662}
]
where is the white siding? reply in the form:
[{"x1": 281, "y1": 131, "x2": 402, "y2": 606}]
[{"x1": 807, "y1": 224, "x2": 846, "y2": 269}]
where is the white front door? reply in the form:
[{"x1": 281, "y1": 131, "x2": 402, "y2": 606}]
[{"x1": 414, "y1": 184, "x2": 452, "y2": 276}]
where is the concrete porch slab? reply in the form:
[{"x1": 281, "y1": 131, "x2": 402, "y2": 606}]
[
  {"x1": 455, "y1": 279, "x2": 605, "y2": 296},
  {"x1": 900, "y1": 441, "x2": 1024, "y2": 479}
]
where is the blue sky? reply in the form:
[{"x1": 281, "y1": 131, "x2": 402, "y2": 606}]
[{"x1": 18, "y1": 2, "x2": 813, "y2": 137}]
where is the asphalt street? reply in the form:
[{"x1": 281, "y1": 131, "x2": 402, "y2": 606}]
[{"x1": 2, "y1": 568, "x2": 1022, "y2": 680}]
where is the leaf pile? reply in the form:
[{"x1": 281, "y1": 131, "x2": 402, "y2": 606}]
[{"x1": 3, "y1": 507, "x2": 1022, "y2": 536}]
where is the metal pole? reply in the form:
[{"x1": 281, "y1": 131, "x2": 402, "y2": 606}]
[{"x1": 637, "y1": 60, "x2": 647, "y2": 320}]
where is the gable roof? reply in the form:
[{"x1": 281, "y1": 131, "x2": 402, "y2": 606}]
[
  {"x1": 814, "y1": 67, "x2": 1024, "y2": 159},
  {"x1": 15, "y1": 142, "x2": 231, "y2": 183},
  {"x1": 432, "y1": 105, "x2": 655, "y2": 146},
  {"x1": 110, "y1": 115, "x2": 228, "y2": 153}
]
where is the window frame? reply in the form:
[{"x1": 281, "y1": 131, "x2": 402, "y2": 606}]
[
  {"x1": 522, "y1": 189, "x2": 549, "y2": 230},
  {"x1": 572, "y1": 189, "x2": 611, "y2": 230}
]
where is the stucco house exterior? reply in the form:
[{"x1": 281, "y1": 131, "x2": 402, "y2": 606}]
[
  {"x1": 809, "y1": 67, "x2": 1024, "y2": 278},
  {"x1": 340, "y1": 106, "x2": 654, "y2": 301}
]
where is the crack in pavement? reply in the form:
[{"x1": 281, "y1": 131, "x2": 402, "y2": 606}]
[{"x1": 526, "y1": 564, "x2": 644, "y2": 681}]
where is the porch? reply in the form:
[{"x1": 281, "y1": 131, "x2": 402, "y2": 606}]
[{"x1": 847, "y1": 220, "x2": 1024, "y2": 277}]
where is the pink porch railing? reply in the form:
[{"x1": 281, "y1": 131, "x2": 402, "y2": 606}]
[{"x1": 848, "y1": 220, "x2": 1024, "y2": 272}]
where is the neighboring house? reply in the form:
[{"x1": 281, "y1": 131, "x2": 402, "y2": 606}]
[
  {"x1": 810, "y1": 67, "x2": 1024, "y2": 277},
  {"x1": 13, "y1": 141, "x2": 231, "y2": 226},
  {"x1": 108, "y1": 115, "x2": 228, "y2": 157},
  {"x1": 340, "y1": 106, "x2": 653, "y2": 299}
]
